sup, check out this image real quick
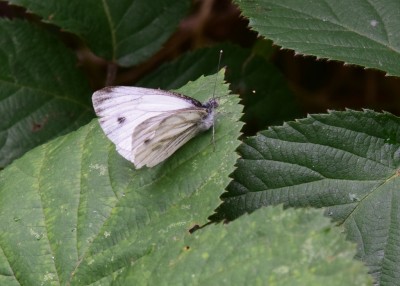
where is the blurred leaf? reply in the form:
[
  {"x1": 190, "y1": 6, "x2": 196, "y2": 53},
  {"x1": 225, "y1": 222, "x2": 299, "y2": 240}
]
[
  {"x1": 215, "y1": 109, "x2": 400, "y2": 284},
  {"x1": 9, "y1": 0, "x2": 191, "y2": 66},
  {"x1": 120, "y1": 206, "x2": 372, "y2": 285},
  {"x1": 0, "y1": 19, "x2": 93, "y2": 168},
  {"x1": 235, "y1": 0, "x2": 400, "y2": 76},
  {"x1": 138, "y1": 43, "x2": 301, "y2": 134},
  {"x1": 0, "y1": 73, "x2": 243, "y2": 285},
  {"x1": 252, "y1": 38, "x2": 276, "y2": 59}
]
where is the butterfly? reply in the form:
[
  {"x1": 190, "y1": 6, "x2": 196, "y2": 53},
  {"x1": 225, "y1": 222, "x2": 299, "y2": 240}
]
[{"x1": 92, "y1": 86, "x2": 219, "y2": 169}]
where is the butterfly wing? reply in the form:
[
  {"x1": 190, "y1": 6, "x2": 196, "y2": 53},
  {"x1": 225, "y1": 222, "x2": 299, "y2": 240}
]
[
  {"x1": 131, "y1": 108, "x2": 209, "y2": 168},
  {"x1": 92, "y1": 86, "x2": 201, "y2": 162}
]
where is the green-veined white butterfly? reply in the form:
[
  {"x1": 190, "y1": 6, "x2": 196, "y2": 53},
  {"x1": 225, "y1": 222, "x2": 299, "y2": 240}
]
[{"x1": 92, "y1": 86, "x2": 218, "y2": 169}]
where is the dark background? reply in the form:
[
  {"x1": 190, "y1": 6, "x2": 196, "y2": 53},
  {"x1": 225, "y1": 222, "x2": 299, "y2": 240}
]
[{"x1": 2, "y1": 0, "x2": 399, "y2": 133}]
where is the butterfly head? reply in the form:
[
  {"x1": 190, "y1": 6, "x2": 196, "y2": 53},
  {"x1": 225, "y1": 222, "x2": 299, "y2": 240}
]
[{"x1": 203, "y1": 98, "x2": 219, "y2": 112}]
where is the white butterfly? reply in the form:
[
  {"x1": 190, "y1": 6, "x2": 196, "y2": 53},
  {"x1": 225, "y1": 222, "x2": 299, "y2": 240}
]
[{"x1": 92, "y1": 86, "x2": 218, "y2": 169}]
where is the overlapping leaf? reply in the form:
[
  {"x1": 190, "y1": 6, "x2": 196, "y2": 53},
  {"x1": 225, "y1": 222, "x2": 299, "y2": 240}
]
[
  {"x1": 120, "y1": 206, "x2": 372, "y2": 285},
  {"x1": 235, "y1": 0, "x2": 400, "y2": 76},
  {"x1": 0, "y1": 19, "x2": 93, "y2": 168},
  {"x1": 0, "y1": 73, "x2": 243, "y2": 285},
  {"x1": 216, "y1": 109, "x2": 400, "y2": 284},
  {"x1": 9, "y1": 0, "x2": 191, "y2": 66}
]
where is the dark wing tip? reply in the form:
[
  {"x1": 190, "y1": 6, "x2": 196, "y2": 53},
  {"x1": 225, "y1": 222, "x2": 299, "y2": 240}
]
[
  {"x1": 92, "y1": 86, "x2": 117, "y2": 106},
  {"x1": 100, "y1": 86, "x2": 116, "y2": 93}
]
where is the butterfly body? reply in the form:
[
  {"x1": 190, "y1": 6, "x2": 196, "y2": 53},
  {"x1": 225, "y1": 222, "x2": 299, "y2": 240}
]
[{"x1": 92, "y1": 86, "x2": 218, "y2": 168}]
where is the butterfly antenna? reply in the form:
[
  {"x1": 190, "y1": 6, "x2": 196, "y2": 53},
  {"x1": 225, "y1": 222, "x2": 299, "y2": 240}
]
[
  {"x1": 212, "y1": 50, "x2": 223, "y2": 101},
  {"x1": 212, "y1": 50, "x2": 223, "y2": 151}
]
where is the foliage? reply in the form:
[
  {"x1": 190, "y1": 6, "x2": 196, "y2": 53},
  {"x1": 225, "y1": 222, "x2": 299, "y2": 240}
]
[{"x1": 2, "y1": 0, "x2": 400, "y2": 285}]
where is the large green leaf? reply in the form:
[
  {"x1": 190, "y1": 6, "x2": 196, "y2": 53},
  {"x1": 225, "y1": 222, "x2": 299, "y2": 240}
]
[
  {"x1": 0, "y1": 19, "x2": 93, "y2": 168},
  {"x1": 235, "y1": 0, "x2": 400, "y2": 76},
  {"x1": 9, "y1": 0, "x2": 191, "y2": 66},
  {"x1": 0, "y1": 72, "x2": 243, "y2": 285},
  {"x1": 215, "y1": 109, "x2": 400, "y2": 284},
  {"x1": 120, "y1": 206, "x2": 372, "y2": 285},
  {"x1": 138, "y1": 43, "x2": 301, "y2": 134}
]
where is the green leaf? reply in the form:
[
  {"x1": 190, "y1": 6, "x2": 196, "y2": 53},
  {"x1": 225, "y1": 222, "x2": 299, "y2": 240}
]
[
  {"x1": 215, "y1": 109, "x2": 400, "y2": 284},
  {"x1": 0, "y1": 72, "x2": 243, "y2": 285},
  {"x1": 120, "y1": 206, "x2": 372, "y2": 285},
  {"x1": 0, "y1": 19, "x2": 93, "y2": 168},
  {"x1": 234, "y1": 0, "x2": 400, "y2": 76},
  {"x1": 9, "y1": 0, "x2": 191, "y2": 66},
  {"x1": 138, "y1": 43, "x2": 301, "y2": 134}
]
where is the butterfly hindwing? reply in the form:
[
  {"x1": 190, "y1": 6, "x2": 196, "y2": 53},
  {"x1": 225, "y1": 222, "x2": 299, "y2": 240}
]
[{"x1": 132, "y1": 109, "x2": 208, "y2": 168}]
